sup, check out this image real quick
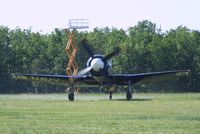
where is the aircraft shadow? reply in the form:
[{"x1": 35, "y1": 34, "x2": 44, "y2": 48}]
[{"x1": 113, "y1": 98, "x2": 153, "y2": 101}]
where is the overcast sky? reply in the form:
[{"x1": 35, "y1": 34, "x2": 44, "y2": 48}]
[{"x1": 0, "y1": 0, "x2": 199, "y2": 33}]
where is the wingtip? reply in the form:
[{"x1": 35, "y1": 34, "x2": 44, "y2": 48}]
[
  {"x1": 11, "y1": 73, "x2": 16, "y2": 78},
  {"x1": 12, "y1": 73, "x2": 20, "y2": 78},
  {"x1": 176, "y1": 70, "x2": 190, "y2": 76}
]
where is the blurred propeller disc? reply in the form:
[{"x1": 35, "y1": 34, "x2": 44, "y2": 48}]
[
  {"x1": 104, "y1": 47, "x2": 120, "y2": 60},
  {"x1": 80, "y1": 39, "x2": 94, "y2": 57}
]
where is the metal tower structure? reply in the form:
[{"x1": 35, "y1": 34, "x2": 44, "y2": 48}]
[
  {"x1": 65, "y1": 19, "x2": 89, "y2": 101},
  {"x1": 65, "y1": 29, "x2": 78, "y2": 82}
]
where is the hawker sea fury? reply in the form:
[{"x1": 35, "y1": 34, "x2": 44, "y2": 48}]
[{"x1": 15, "y1": 39, "x2": 190, "y2": 101}]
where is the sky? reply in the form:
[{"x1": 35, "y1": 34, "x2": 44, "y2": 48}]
[{"x1": 0, "y1": 0, "x2": 199, "y2": 33}]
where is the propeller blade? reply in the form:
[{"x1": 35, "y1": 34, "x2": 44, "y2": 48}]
[
  {"x1": 104, "y1": 47, "x2": 120, "y2": 60},
  {"x1": 77, "y1": 66, "x2": 92, "y2": 76},
  {"x1": 80, "y1": 39, "x2": 94, "y2": 57}
]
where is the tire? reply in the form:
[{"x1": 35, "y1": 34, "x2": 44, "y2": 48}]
[
  {"x1": 68, "y1": 92, "x2": 74, "y2": 101},
  {"x1": 126, "y1": 90, "x2": 132, "y2": 100}
]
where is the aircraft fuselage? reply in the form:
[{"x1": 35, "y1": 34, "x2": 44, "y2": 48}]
[{"x1": 87, "y1": 54, "x2": 112, "y2": 81}]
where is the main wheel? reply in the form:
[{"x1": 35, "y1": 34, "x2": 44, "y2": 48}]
[
  {"x1": 126, "y1": 81, "x2": 133, "y2": 100},
  {"x1": 126, "y1": 90, "x2": 132, "y2": 100},
  {"x1": 109, "y1": 92, "x2": 112, "y2": 100},
  {"x1": 68, "y1": 92, "x2": 74, "y2": 101}
]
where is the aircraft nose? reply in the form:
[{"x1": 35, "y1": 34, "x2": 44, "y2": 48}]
[{"x1": 91, "y1": 58, "x2": 104, "y2": 71}]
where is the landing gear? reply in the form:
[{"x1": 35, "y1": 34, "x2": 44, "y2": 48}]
[
  {"x1": 126, "y1": 81, "x2": 132, "y2": 100},
  {"x1": 68, "y1": 92, "x2": 74, "y2": 101},
  {"x1": 67, "y1": 86, "x2": 75, "y2": 101},
  {"x1": 109, "y1": 92, "x2": 113, "y2": 100}
]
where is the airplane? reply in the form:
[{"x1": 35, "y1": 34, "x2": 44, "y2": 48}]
[{"x1": 14, "y1": 39, "x2": 190, "y2": 101}]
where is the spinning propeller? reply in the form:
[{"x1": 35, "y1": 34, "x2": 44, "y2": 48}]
[{"x1": 78, "y1": 39, "x2": 120, "y2": 76}]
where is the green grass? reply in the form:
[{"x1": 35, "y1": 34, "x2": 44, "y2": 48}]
[{"x1": 0, "y1": 93, "x2": 200, "y2": 134}]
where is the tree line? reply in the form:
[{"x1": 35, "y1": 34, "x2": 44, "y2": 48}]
[{"x1": 0, "y1": 20, "x2": 200, "y2": 93}]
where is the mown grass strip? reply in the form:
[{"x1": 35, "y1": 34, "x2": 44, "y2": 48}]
[{"x1": 0, "y1": 93, "x2": 200, "y2": 134}]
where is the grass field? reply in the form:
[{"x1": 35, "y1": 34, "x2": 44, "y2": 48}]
[{"x1": 0, "y1": 93, "x2": 200, "y2": 134}]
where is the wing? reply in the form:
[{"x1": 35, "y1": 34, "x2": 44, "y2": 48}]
[
  {"x1": 13, "y1": 74, "x2": 99, "y2": 87},
  {"x1": 108, "y1": 70, "x2": 190, "y2": 86},
  {"x1": 14, "y1": 70, "x2": 189, "y2": 87}
]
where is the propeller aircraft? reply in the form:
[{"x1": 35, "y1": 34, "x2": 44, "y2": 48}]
[{"x1": 15, "y1": 39, "x2": 189, "y2": 101}]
